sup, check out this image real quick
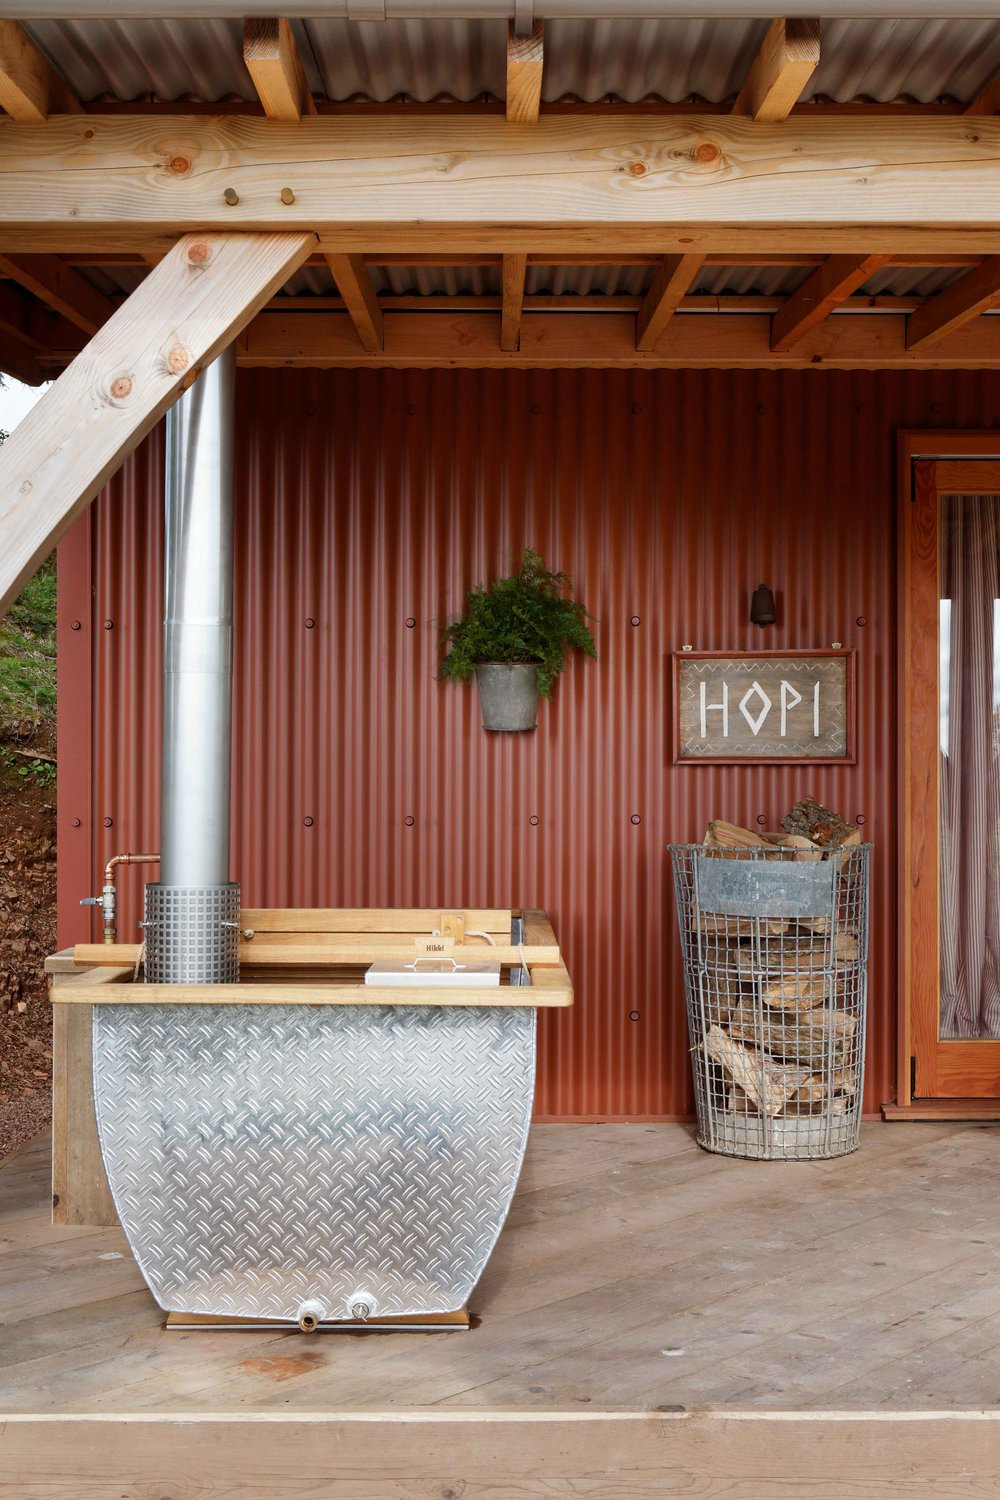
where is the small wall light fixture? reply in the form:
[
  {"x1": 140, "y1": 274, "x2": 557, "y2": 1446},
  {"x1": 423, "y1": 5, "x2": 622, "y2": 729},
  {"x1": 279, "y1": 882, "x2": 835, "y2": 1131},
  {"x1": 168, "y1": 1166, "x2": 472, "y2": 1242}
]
[{"x1": 750, "y1": 583, "x2": 776, "y2": 627}]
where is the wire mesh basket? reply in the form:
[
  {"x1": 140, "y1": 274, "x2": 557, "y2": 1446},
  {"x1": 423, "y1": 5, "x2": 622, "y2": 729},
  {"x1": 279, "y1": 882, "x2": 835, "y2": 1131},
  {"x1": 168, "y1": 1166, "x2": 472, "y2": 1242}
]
[{"x1": 670, "y1": 841, "x2": 871, "y2": 1161}]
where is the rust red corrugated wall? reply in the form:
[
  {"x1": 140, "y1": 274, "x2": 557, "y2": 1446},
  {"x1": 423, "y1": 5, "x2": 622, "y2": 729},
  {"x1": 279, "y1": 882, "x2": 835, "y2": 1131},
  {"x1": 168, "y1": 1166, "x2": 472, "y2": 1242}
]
[{"x1": 55, "y1": 366, "x2": 1000, "y2": 1118}]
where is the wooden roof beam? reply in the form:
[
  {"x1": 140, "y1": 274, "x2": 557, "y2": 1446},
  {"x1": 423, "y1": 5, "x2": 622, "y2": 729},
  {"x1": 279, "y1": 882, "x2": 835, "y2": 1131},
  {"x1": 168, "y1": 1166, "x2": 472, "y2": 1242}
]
[
  {"x1": 243, "y1": 17, "x2": 316, "y2": 122},
  {"x1": 4, "y1": 115, "x2": 1000, "y2": 257},
  {"x1": 325, "y1": 253, "x2": 382, "y2": 352},
  {"x1": 234, "y1": 308, "x2": 1000, "y2": 370},
  {"x1": 636, "y1": 254, "x2": 704, "y2": 350},
  {"x1": 500, "y1": 252, "x2": 527, "y2": 350},
  {"x1": 906, "y1": 256, "x2": 1000, "y2": 350},
  {"x1": 770, "y1": 253, "x2": 890, "y2": 352},
  {"x1": 0, "y1": 20, "x2": 80, "y2": 123},
  {"x1": 507, "y1": 20, "x2": 544, "y2": 125},
  {"x1": 0, "y1": 230, "x2": 315, "y2": 620},
  {"x1": 0, "y1": 254, "x2": 114, "y2": 336},
  {"x1": 732, "y1": 18, "x2": 821, "y2": 122}
]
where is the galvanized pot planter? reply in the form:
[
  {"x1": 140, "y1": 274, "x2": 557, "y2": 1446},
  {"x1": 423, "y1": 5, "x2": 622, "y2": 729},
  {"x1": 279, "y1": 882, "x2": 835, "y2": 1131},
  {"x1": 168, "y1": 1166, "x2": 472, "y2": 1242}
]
[{"x1": 475, "y1": 663, "x2": 540, "y2": 731}]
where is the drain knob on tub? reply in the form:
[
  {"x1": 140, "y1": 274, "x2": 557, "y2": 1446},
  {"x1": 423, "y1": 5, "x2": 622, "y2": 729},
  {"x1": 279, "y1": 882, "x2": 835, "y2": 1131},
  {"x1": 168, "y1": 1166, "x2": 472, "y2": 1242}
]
[{"x1": 296, "y1": 1299, "x2": 327, "y2": 1333}]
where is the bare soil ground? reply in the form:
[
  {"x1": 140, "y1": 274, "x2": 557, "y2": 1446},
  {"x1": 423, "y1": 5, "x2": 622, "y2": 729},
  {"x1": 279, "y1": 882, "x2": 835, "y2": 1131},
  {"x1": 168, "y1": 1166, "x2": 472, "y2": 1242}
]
[{"x1": 0, "y1": 746, "x2": 56, "y2": 1161}]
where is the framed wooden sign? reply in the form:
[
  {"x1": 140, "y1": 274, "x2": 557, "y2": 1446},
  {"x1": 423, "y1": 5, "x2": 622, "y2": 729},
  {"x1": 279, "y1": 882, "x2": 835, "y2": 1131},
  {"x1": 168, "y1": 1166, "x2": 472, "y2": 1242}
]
[{"x1": 672, "y1": 650, "x2": 856, "y2": 765}]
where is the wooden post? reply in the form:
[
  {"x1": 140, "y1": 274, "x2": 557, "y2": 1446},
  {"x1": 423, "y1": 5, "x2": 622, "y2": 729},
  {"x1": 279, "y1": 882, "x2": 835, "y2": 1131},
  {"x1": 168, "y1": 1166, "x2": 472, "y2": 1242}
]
[{"x1": 50, "y1": 965, "x2": 131, "y2": 1227}]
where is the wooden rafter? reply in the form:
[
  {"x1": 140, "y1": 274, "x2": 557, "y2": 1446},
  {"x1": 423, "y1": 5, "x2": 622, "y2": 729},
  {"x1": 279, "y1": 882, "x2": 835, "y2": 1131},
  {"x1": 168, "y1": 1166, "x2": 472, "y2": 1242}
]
[
  {"x1": 0, "y1": 254, "x2": 113, "y2": 335},
  {"x1": 0, "y1": 230, "x2": 315, "y2": 619},
  {"x1": 324, "y1": 253, "x2": 382, "y2": 352},
  {"x1": 3, "y1": 114, "x2": 998, "y2": 258},
  {"x1": 770, "y1": 254, "x2": 890, "y2": 352},
  {"x1": 905, "y1": 257, "x2": 1000, "y2": 351},
  {"x1": 0, "y1": 20, "x2": 80, "y2": 123},
  {"x1": 732, "y1": 19, "x2": 821, "y2": 122},
  {"x1": 635, "y1": 254, "x2": 704, "y2": 350},
  {"x1": 965, "y1": 72, "x2": 1000, "y2": 118},
  {"x1": 506, "y1": 21, "x2": 544, "y2": 125},
  {"x1": 501, "y1": 253, "x2": 527, "y2": 351},
  {"x1": 243, "y1": 18, "x2": 316, "y2": 122}
]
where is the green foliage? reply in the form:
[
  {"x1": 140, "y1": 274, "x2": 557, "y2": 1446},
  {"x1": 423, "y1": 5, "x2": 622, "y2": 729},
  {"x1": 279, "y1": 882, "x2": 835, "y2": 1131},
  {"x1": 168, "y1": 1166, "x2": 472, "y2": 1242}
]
[
  {"x1": 0, "y1": 746, "x2": 56, "y2": 789},
  {"x1": 0, "y1": 556, "x2": 57, "y2": 738},
  {"x1": 439, "y1": 548, "x2": 597, "y2": 699}
]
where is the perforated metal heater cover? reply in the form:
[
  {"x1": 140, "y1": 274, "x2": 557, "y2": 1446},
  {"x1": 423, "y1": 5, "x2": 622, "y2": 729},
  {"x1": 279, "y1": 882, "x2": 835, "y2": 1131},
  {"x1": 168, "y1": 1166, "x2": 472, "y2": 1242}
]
[
  {"x1": 143, "y1": 883, "x2": 240, "y2": 984},
  {"x1": 93, "y1": 1003, "x2": 536, "y2": 1321}
]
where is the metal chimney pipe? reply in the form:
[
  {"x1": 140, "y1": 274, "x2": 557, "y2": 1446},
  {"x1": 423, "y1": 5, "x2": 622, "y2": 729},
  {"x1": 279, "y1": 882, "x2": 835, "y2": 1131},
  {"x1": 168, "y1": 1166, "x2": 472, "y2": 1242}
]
[
  {"x1": 144, "y1": 346, "x2": 240, "y2": 984},
  {"x1": 161, "y1": 347, "x2": 234, "y2": 886}
]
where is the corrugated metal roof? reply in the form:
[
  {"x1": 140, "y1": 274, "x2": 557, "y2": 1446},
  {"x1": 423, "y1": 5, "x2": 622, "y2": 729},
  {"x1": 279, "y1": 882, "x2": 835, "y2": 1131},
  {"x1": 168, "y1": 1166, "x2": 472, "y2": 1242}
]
[
  {"x1": 72, "y1": 258, "x2": 975, "y2": 306},
  {"x1": 21, "y1": 14, "x2": 1000, "y2": 106},
  {"x1": 862, "y1": 265, "x2": 967, "y2": 298}
]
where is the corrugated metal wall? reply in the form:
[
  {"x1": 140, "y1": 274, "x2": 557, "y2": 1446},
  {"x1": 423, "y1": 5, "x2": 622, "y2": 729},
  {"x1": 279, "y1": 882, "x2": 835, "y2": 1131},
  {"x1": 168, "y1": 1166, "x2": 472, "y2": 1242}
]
[{"x1": 56, "y1": 366, "x2": 1000, "y2": 1118}]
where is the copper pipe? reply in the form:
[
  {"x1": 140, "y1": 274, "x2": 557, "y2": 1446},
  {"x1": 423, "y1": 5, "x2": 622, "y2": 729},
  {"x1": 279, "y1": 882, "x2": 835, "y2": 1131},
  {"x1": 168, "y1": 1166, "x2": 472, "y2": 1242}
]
[
  {"x1": 99, "y1": 852, "x2": 160, "y2": 943},
  {"x1": 103, "y1": 851, "x2": 160, "y2": 886}
]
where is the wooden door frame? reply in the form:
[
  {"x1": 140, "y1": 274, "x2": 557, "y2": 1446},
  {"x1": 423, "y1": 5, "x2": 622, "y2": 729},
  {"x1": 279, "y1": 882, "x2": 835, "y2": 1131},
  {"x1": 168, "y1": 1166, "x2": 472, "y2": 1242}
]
[{"x1": 889, "y1": 431, "x2": 1000, "y2": 1120}]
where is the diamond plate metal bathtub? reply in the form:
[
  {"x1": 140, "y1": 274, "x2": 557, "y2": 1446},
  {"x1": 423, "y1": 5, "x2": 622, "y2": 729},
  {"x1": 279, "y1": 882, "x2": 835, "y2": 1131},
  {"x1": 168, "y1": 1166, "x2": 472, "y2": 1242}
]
[{"x1": 92, "y1": 1003, "x2": 536, "y2": 1322}]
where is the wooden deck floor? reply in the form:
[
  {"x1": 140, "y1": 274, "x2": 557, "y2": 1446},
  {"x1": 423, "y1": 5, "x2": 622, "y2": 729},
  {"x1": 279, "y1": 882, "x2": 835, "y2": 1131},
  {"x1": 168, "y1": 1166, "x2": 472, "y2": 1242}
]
[{"x1": 3, "y1": 1120, "x2": 1000, "y2": 1496}]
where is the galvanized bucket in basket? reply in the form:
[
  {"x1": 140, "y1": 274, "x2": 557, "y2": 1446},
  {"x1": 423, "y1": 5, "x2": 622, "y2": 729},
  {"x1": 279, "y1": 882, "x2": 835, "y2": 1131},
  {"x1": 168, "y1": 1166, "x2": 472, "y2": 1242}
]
[{"x1": 670, "y1": 841, "x2": 871, "y2": 1160}]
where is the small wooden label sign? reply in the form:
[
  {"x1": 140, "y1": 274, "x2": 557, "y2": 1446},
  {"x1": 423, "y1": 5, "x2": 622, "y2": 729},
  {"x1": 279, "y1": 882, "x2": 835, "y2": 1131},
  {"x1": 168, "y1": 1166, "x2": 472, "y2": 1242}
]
[
  {"x1": 414, "y1": 934, "x2": 455, "y2": 959},
  {"x1": 673, "y1": 650, "x2": 856, "y2": 765}
]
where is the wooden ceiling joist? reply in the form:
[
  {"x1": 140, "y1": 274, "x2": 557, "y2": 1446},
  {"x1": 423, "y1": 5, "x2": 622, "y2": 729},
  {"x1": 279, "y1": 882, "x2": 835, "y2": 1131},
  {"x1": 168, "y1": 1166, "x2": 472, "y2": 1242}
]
[
  {"x1": 905, "y1": 256, "x2": 1000, "y2": 351},
  {"x1": 770, "y1": 253, "x2": 890, "y2": 353},
  {"x1": 0, "y1": 20, "x2": 80, "y2": 124},
  {"x1": 732, "y1": 18, "x2": 821, "y2": 123},
  {"x1": 325, "y1": 253, "x2": 382, "y2": 352},
  {"x1": 1, "y1": 115, "x2": 998, "y2": 257},
  {"x1": 243, "y1": 17, "x2": 316, "y2": 122},
  {"x1": 0, "y1": 254, "x2": 113, "y2": 336},
  {"x1": 635, "y1": 254, "x2": 704, "y2": 350},
  {"x1": 0, "y1": 230, "x2": 316, "y2": 620},
  {"x1": 506, "y1": 21, "x2": 544, "y2": 125},
  {"x1": 501, "y1": 252, "x2": 527, "y2": 351}
]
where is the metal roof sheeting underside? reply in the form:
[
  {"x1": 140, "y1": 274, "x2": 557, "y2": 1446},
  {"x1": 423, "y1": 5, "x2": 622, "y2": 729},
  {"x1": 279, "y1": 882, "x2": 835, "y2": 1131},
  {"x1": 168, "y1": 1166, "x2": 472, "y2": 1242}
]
[
  {"x1": 22, "y1": 14, "x2": 1000, "y2": 106},
  {"x1": 74, "y1": 260, "x2": 970, "y2": 304}
]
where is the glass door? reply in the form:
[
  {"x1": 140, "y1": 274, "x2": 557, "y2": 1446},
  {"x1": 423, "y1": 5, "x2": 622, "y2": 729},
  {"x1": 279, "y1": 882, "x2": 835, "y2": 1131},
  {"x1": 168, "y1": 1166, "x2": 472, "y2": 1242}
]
[{"x1": 904, "y1": 454, "x2": 1000, "y2": 1101}]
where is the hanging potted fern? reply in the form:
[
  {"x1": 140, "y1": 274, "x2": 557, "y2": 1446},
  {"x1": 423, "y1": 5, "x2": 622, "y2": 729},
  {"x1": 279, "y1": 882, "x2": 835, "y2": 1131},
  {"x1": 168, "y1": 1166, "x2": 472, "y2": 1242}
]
[{"x1": 439, "y1": 549, "x2": 597, "y2": 731}]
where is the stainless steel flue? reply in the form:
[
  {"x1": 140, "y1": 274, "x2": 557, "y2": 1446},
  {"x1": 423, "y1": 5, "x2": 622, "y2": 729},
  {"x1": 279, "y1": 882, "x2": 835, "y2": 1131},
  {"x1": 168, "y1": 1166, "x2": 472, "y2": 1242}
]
[{"x1": 145, "y1": 346, "x2": 239, "y2": 983}]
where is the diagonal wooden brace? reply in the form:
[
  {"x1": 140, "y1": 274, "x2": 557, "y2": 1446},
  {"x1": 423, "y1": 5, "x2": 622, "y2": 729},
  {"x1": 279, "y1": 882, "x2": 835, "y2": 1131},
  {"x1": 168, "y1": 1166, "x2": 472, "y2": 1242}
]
[{"x1": 0, "y1": 229, "x2": 316, "y2": 618}]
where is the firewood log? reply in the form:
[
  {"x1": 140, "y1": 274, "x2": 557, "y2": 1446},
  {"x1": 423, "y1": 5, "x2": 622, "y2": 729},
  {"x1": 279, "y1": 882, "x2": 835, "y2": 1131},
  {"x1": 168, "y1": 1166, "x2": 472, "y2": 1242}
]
[
  {"x1": 697, "y1": 970, "x2": 743, "y2": 1027},
  {"x1": 704, "y1": 1024, "x2": 812, "y2": 1117},
  {"x1": 731, "y1": 931, "x2": 859, "y2": 978},
  {"x1": 796, "y1": 918, "x2": 860, "y2": 952},
  {"x1": 694, "y1": 910, "x2": 789, "y2": 940},
  {"x1": 776, "y1": 833, "x2": 824, "y2": 861},
  {"x1": 704, "y1": 820, "x2": 773, "y2": 851},
  {"x1": 763, "y1": 975, "x2": 837, "y2": 1010},
  {"x1": 780, "y1": 797, "x2": 854, "y2": 848},
  {"x1": 725, "y1": 1000, "x2": 855, "y2": 1067}
]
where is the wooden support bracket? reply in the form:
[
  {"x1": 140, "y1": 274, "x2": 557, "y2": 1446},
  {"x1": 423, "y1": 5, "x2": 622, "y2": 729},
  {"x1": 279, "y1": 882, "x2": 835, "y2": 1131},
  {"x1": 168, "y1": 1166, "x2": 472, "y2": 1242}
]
[{"x1": 0, "y1": 229, "x2": 316, "y2": 618}]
